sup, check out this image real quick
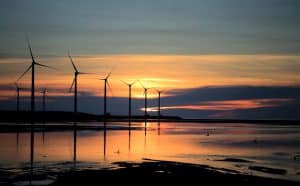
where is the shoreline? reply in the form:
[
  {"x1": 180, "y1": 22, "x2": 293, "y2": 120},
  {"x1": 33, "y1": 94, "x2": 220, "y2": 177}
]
[
  {"x1": 0, "y1": 120, "x2": 299, "y2": 133},
  {"x1": 0, "y1": 111, "x2": 299, "y2": 125}
]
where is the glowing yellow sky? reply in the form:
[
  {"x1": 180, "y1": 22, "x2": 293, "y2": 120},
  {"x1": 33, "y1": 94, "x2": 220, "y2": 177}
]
[{"x1": 0, "y1": 54, "x2": 300, "y2": 99}]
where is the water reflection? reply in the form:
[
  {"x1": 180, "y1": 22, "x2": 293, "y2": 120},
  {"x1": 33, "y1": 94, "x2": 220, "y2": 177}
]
[
  {"x1": 103, "y1": 121, "x2": 107, "y2": 160},
  {"x1": 0, "y1": 122, "x2": 300, "y2": 181},
  {"x1": 16, "y1": 132, "x2": 19, "y2": 147},
  {"x1": 144, "y1": 120, "x2": 147, "y2": 137},
  {"x1": 157, "y1": 120, "x2": 160, "y2": 136},
  {"x1": 73, "y1": 122, "x2": 77, "y2": 164},
  {"x1": 128, "y1": 121, "x2": 131, "y2": 153},
  {"x1": 30, "y1": 123, "x2": 34, "y2": 185},
  {"x1": 42, "y1": 122, "x2": 45, "y2": 145}
]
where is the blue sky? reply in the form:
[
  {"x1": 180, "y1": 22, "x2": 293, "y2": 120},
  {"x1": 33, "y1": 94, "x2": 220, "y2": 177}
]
[{"x1": 1, "y1": 0, "x2": 300, "y2": 56}]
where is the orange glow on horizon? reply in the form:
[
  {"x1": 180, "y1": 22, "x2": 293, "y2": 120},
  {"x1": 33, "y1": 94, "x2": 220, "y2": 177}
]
[{"x1": 0, "y1": 54, "x2": 300, "y2": 100}]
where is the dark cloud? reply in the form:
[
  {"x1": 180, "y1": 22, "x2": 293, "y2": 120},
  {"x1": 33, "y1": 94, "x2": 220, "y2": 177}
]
[
  {"x1": 1, "y1": 85, "x2": 300, "y2": 120},
  {"x1": 166, "y1": 86, "x2": 300, "y2": 105},
  {"x1": 161, "y1": 86, "x2": 300, "y2": 119}
]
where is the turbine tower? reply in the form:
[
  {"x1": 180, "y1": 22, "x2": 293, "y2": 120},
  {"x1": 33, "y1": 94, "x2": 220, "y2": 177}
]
[
  {"x1": 121, "y1": 80, "x2": 136, "y2": 122},
  {"x1": 99, "y1": 71, "x2": 112, "y2": 118},
  {"x1": 17, "y1": 38, "x2": 54, "y2": 119}
]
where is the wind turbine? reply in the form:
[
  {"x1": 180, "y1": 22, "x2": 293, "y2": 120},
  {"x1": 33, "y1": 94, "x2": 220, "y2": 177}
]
[
  {"x1": 156, "y1": 89, "x2": 163, "y2": 120},
  {"x1": 99, "y1": 71, "x2": 112, "y2": 119},
  {"x1": 68, "y1": 53, "x2": 91, "y2": 116},
  {"x1": 121, "y1": 80, "x2": 136, "y2": 122},
  {"x1": 14, "y1": 82, "x2": 25, "y2": 113},
  {"x1": 139, "y1": 81, "x2": 151, "y2": 120},
  {"x1": 16, "y1": 38, "x2": 54, "y2": 119},
  {"x1": 41, "y1": 88, "x2": 47, "y2": 113}
]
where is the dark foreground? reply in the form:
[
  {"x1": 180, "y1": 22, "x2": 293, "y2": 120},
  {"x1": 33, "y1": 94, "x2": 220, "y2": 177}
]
[{"x1": 50, "y1": 159, "x2": 299, "y2": 186}]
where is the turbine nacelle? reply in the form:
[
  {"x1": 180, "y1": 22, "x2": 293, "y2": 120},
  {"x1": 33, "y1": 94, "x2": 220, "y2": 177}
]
[
  {"x1": 40, "y1": 88, "x2": 47, "y2": 94},
  {"x1": 14, "y1": 82, "x2": 27, "y2": 91},
  {"x1": 121, "y1": 80, "x2": 137, "y2": 88},
  {"x1": 138, "y1": 80, "x2": 153, "y2": 96},
  {"x1": 68, "y1": 53, "x2": 92, "y2": 93},
  {"x1": 99, "y1": 71, "x2": 113, "y2": 96},
  {"x1": 16, "y1": 39, "x2": 55, "y2": 82}
]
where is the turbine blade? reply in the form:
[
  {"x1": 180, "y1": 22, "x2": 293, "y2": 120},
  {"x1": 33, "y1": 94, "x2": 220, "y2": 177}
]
[
  {"x1": 69, "y1": 77, "x2": 75, "y2": 93},
  {"x1": 68, "y1": 53, "x2": 78, "y2": 72},
  {"x1": 16, "y1": 65, "x2": 32, "y2": 81},
  {"x1": 78, "y1": 72, "x2": 93, "y2": 75},
  {"x1": 107, "y1": 81, "x2": 113, "y2": 97},
  {"x1": 26, "y1": 37, "x2": 35, "y2": 63},
  {"x1": 131, "y1": 80, "x2": 137, "y2": 86},
  {"x1": 121, "y1": 80, "x2": 130, "y2": 86},
  {"x1": 35, "y1": 62, "x2": 56, "y2": 70},
  {"x1": 138, "y1": 80, "x2": 145, "y2": 89},
  {"x1": 105, "y1": 71, "x2": 112, "y2": 80}
]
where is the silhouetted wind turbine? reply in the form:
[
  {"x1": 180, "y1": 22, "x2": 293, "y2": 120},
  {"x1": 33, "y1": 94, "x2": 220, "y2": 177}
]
[
  {"x1": 41, "y1": 88, "x2": 47, "y2": 113},
  {"x1": 139, "y1": 81, "x2": 151, "y2": 120},
  {"x1": 14, "y1": 82, "x2": 25, "y2": 113},
  {"x1": 17, "y1": 38, "x2": 55, "y2": 119},
  {"x1": 156, "y1": 89, "x2": 163, "y2": 135},
  {"x1": 99, "y1": 71, "x2": 112, "y2": 118},
  {"x1": 121, "y1": 80, "x2": 136, "y2": 122},
  {"x1": 156, "y1": 89, "x2": 163, "y2": 120},
  {"x1": 68, "y1": 53, "x2": 91, "y2": 117}
]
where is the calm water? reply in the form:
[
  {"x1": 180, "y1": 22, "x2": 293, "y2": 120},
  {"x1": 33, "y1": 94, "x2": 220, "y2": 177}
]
[{"x1": 0, "y1": 121, "x2": 300, "y2": 184}]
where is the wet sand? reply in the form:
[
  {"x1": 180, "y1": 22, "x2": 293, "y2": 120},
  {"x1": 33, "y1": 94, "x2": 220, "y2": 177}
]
[{"x1": 49, "y1": 159, "x2": 299, "y2": 186}]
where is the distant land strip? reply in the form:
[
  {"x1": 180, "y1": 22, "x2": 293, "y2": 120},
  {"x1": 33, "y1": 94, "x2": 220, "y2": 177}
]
[{"x1": 0, "y1": 111, "x2": 299, "y2": 125}]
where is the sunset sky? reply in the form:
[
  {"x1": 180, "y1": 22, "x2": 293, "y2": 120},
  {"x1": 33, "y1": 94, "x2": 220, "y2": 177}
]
[{"x1": 0, "y1": 0, "x2": 300, "y2": 119}]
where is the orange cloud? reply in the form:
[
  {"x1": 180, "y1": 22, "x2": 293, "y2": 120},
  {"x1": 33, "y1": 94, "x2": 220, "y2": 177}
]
[{"x1": 144, "y1": 98, "x2": 293, "y2": 112}]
